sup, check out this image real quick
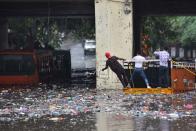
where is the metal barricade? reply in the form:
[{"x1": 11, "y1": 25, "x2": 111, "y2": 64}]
[
  {"x1": 170, "y1": 60, "x2": 195, "y2": 92},
  {"x1": 123, "y1": 59, "x2": 160, "y2": 88}
]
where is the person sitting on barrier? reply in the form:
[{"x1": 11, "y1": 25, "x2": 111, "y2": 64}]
[
  {"x1": 154, "y1": 46, "x2": 170, "y2": 88},
  {"x1": 131, "y1": 51, "x2": 151, "y2": 88},
  {"x1": 102, "y1": 51, "x2": 128, "y2": 88}
]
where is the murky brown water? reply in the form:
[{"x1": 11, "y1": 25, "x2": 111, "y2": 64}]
[{"x1": 0, "y1": 85, "x2": 196, "y2": 131}]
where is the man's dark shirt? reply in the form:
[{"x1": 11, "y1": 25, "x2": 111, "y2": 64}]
[{"x1": 103, "y1": 56, "x2": 124, "y2": 72}]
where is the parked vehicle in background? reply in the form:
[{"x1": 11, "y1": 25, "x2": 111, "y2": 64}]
[{"x1": 84, "y1": 39, "x2": 96, "y2": 55}]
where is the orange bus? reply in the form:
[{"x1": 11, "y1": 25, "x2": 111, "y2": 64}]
[
  {"x1": 0, "y1": 50, "x2": 39, "y2": 85},
  {"x1": 0, "y1": 49, "x2": 71, "y2": 85}
]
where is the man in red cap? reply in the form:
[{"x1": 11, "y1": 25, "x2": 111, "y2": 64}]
[{"x1": 102, "y1": 51, "x2": 128, "y2": 88}]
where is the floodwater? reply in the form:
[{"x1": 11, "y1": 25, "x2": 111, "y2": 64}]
[{"x1": 0, "y1": 85, "x2": 196, "y2": 131}]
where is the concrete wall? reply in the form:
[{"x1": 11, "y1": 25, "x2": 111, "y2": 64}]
[{"x1": 95, "y1": 0, "x2": 133, "y2": 89}]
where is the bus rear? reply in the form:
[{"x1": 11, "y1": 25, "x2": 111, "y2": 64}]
[{"x1": 0, "y1": 51, "x2": 39, "y2": 85}]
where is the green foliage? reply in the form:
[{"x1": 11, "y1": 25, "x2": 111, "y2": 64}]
[
  {"x1": 8, "y1": 17, "x2": 95, "y2": 49},
  {"x1": 66, "y1": 18, "x2": 95, "y2": 40},
  {"x1": 8, "y1": 18, "x2": 34, "y2": 48},
  {"x1": 35, "y1": 18, "x2": 62, "y2": 48},
  {"x1": 170, "y1": 16, "x2": 196, "y2": 45},
  {"x1": 141, "y1": 16, "x2": 177, "y2": 49},
  {"x1": 142, "y1": 16, "x2": 196, "y2": 49},
  {"x1": 8, "y1": 17, "x2": 61, "y2": 49}
]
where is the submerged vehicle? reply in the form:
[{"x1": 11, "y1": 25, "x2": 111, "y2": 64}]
[
  {"x1": 0, "y1": 49, "x2": 71, "y2": 85},
  {"x1": 0, "y1": 50, "x2": 39, "y2": 85}
]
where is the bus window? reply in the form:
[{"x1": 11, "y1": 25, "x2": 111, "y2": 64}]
[{"x1": 0, "y1": 54, "x2": 36, "y2": 75}]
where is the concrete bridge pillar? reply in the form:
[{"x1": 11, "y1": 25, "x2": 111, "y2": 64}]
[
  {"x1": 0, "y1": 18, "x2": 8, "y2": 49},
  {"x1": 95, "y1": 0, "x2": 133, "y2": 89}
]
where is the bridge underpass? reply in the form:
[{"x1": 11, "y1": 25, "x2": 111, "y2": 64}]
[
  {"x1": 0, "y1": 0, "x2": 95, "y2": 86},
  {"x1": 0, "y1": 0, "x2": 94, "y2": 17},
  {"x1": 133, "y1": 0, "x2": 196, "y2": 55},
  {"x1": 0, "y1": 0, "x2": 94, "y2": 49},
  {"x1": 1, "y1": 0, "x2": 196, "y2": 52},
  {"x1": 0, "y1": 2, "x2": 196, "y2": 131},
  {"x1": 0, "y1": 0, "x2": 196, "y2": 88}
]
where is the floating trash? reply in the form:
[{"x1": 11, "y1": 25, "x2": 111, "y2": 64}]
[
  {"x1": 184, "y1": 104, "x2": 193, "y2": 110},
  {"x1": 49, "y1": 117, "x2": 64, "y2": 122},
  {"x1": 0, "y1": 85, "x2": 196, "y2": 130}
]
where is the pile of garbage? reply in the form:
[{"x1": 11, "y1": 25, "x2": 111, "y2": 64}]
[
  {"x1": 0, "y1": 85, "x2": 195, "y2": 122},
  {"x1": 96, "y1": 89, "x2": 196, "y2": 120},
  {"x1": 0, "y1": 85, "x2": 96, "y2": 122}
]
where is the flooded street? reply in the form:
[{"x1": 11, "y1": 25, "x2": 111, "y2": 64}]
[
  {"x1": 0, "y1": 38, "x2": 195, "y2": 131},
  {"x1": 0, "y1": 41, "x2": 195, "y2": 130},
  {"x1": 2, "y1": 2, "x2": 196, "y2": 130},
  {"x1": 0, "y1": 85, "x2": 196, "y2": 131}
]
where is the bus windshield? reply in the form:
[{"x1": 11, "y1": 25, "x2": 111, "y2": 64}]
[{"x1": 0, "y1": 54, "x2": 36, "y2": 75}]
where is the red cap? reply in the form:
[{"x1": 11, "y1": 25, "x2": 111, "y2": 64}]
[{"x1": 105, "y1": 51, "x2": 111, "y2": 59}]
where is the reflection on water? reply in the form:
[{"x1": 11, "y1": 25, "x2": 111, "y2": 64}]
[
  {"x1": 96, "y1": 112, "x2": 135, "y2": 131},
  {"x1": 0, "y1": 113, "x2": 97, "y2": 131},
  {"x1": 0, "y1": 85, "x2": 195, "y2": 131},
  {"x1": 1, "y1": 113, "x2": 195, "y2": 131},
  {"x1": 96, "y1": 112, "x2": 196, "y2": 131}
]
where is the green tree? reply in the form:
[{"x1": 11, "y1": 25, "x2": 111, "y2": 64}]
[
  {"x1": 142, "y1": 16, "x2": 196, "y2": 50},
  {"x1": 8, "y1": 17, "x2": 61, "y2": 49},
  {"x1": 8, "y1": 17, "x2": 95, "y2": 49},
  {"x1": 66, "y1": 18, "x2": 95, "y2": 39},
  {"x1": 170, "y1": 16, "x2": 196, "y2": 46},
  {"x1": 141, "y1": 16, "x2": 177, "y2": 50}
]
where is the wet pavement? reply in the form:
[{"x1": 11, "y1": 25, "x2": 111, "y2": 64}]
[{"x1": 0, "y1": 84, "x2": 196, "y2": 131}]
